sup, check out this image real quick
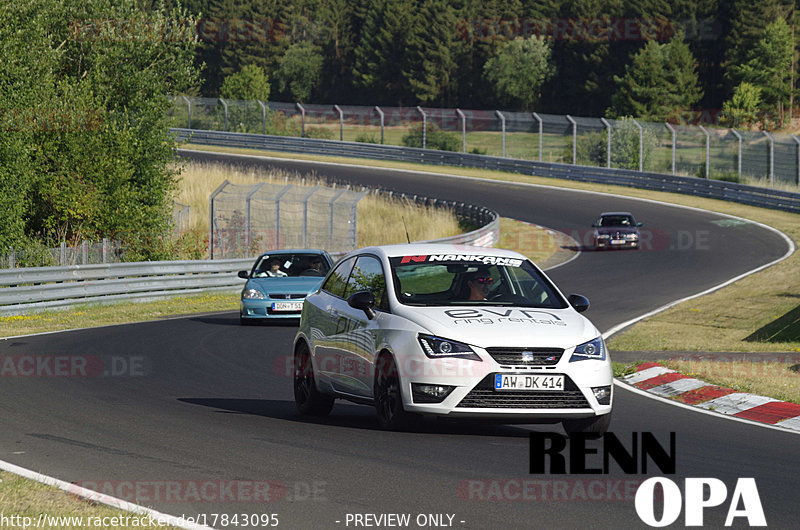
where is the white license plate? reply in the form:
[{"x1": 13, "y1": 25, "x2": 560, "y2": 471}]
[
  {"x1": 271, "y1": 301, "x2": 304, "y2": 312},
  {"x1": 611, "y1": 239, "x2": 626, "y2": 245},
  {"x1": 494, "y1": 374, "x2": 564, "y2": 391}
]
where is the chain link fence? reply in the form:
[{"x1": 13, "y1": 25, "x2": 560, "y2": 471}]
[
  {"x1": 171, "y1": 97, "x2": 800, "y2": 190},
  {"x1": 0, "y1": 239, "x2": 124, "y2": 268},
  {"x1": 209, "y1": 180, "x2": 367, "y2": 259}
]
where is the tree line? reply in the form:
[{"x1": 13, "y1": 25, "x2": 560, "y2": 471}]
[{"x1": 181, "y1": 0, "x2": 798, "y2": 128}]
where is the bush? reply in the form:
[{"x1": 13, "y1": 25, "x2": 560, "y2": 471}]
[
  {"x1": 402, "y1": 122, "x2": 460, "y2": 152},
  {"x1": 305, "y1": 126, "x2": 335, "y2": 140},
  {"x1": 355, "y1": 133, "x2": 381, "y2": 144}
]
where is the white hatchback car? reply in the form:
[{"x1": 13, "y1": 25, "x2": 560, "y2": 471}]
[{"x1": 293, "y1": 244, "x2": 612, "y2": 433}]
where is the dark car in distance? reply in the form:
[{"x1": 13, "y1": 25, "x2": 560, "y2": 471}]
[{"x1": 591, "y1": 212, "x2": 642, "y2": 250}]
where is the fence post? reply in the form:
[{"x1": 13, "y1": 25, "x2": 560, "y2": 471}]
[
  {"x1": 102, "y1": 238, "x2": 108, "y2": 263},
  {"x1": 566, "y1": 115, "x2": 577, "y2": 165},
  {"x1": 334, "y1": 105, "x2": 344, "y2": 141},
  {"x1": 600, "y1": 118, "x2": 612, "y2": 168},
  {"x1": 699, "y1": 125, "x2": 710, "y2": 178},
  {"x1": 209, "y1": 180, "x2": 230, "y2": 259},
  {"x1": 632, "y1": 119, "x2": 643, "y2": 171},
  {"x1": 763, "y1": 131, "x2": 774, "y2": 187},
  {"x1": 274, "y1": 184, "x2": 293, "y2": 249},
  {"x1": 301, "y1": 186, "x2": 320, "y2": 248},
  {"x1": 245, "y1": 183, "x2": 265, "y2": 255},
  {"x1": 495, "y1": 110, "x2": 507, "y2": 158},
  {"x1": 82, "y1": 240, "x2": 88, "y2": 265},
  {"x1": 182, "y1": 95, "x2": 192, "y2": 129},
  {"x1": 665, "y1": 122, "x2": 677, "y2": 175},
  {"x1": 731, "y1": 129, "x2": 743, "y2": 182},
  {"x1": 296, "y1": 103, "x2": 306, "y2": 137},
  {"x1": 60, "y1": 242, "x2": 66, "y2": 266},
  {"x1": 258, "y1": 100, "x2": 267, "y2": 135},
  {"x1": 329, "y1": 189, "x2": 348, "y2": 248},
  {"x1": 532, "y1": 112, "x2": 543, "y2": 161},
  {"x1": 218, "y1": 98, "x2": 228, "y2": 131},
  {"x1": 793, "y1": 135, "x2": 800, "y2": 188},
  {"x1": 374, "y1": 106, "x2": 384, "y2": 144},
  {"x1": 456, "y1": 109, "x2": 466, "y2": 152},
  {"x1": 416, "y1": 106, "x2": 426, "y2": 149}
]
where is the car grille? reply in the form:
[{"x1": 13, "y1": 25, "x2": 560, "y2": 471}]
[
  {"x1": 268, "y1": 293, "x2": 306, "y2": 299},
  {"x1": 485, "y1": 347, "x2": 564, "y2": 366},
  {"x1": 456, "y1": 374, "x2": 590, "y2": 409}
]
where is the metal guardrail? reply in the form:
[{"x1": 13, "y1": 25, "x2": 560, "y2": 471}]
[
  {"x1": 173, "y1": 128, "x2": 800, "y2": 214},
  {"x1": 0, "y1": 259, "x2": 253, "y2": 315}
]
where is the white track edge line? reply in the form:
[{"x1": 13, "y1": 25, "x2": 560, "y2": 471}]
[{"x1": 0, "y1": 460, "x2": 215, "y2": 529}]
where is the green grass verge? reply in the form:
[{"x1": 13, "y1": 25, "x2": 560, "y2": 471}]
[{"x1": 0, "y1": 471, "x2": 181, "y2": 530}]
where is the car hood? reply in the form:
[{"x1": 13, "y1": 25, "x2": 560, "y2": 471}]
[
  {"x1": 596, "y1": 226, "x2": 638, "y2": 235},
  {"x1": 246, "y1": 277, "x2": 324, "y2": 295},
  {"x1": 392, "y1": 305, "x2": 598, "y2": 349}
]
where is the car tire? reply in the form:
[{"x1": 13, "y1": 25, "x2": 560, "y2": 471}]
[
  {"x1": 562, "y1": 413, "x2": 611, "y2": 437},
  {"x1": 374, "y1": 354, "x2": 416, "y2": 431},
  {"x1": 294, "y1": 345, "x2": 334, "y2": 416}
]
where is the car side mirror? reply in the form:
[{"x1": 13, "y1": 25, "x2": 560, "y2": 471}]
[
  {"x1": 348, "y1": 290, "x2": 376, "y2": 320},
  {"x1": 591, "y1": 223, "x2": 598, "y2": 227},
  {"x1": 238, "y1": 270, "x2": 249, "y2": 279},
  {"x1": 637, "y1": 222, "x2": 643, "y2": 227},
  {"x1": 567, "y1": 294, "x2": 590, "y2": 313}
]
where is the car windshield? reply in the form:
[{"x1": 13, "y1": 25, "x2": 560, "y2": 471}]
[
  {"x1": 389, "y1": 255, "x2": 567, "y2": 308},
  {"x1": 597, "y1": 215, "x2": 634, "y2": 227},
  {"x1": 252, "y1": 253, "x2": 329, "y2": 278}
]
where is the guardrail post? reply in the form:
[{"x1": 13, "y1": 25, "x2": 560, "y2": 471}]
[
  {"x1": 600, "y1": 118, "x2": 612, "y2": 168},
  {"x1": 793, "y1": 135, "x2": 800, "y2": 188},
  {"x1": 665, "y1": 122, "x2": 676, "y2": 175},
  {"x1": 416, "y1": 106, "x2": 427, "y2": 149},
  {"x1": 218, "y1": 98, "x2": 228, "y2": 131},
  {"x1": 209, "y1": 180, "x2": 230, "y2": 259},
  {"x1": 456, "y1": 109, "x2": 466, "y2": 152},
  {"x1": 495, "y1": 110, "x2": 507, "y2": 158},
  {"x1": 182, "y1": 95, "x2": 192, "y2": 129},
  {"x1": 258, "y1": 100, "x2": 267, "y2": 134},
  {"x1": 297, "y1": 103, "x2": 306, "y2": 137},
  {"x1": 632, "y1": 119, "x2": 643, "y2": 171},
  {"x1": 374, "y1": 106, "x2": 384, "y2": 144},
  {"x1": 532, "y1": 112, "x2": 543, "y2": 161},
  {"x1": 763, "y1": 131, "x2": 774, "y2": 187},
  {"x1": 699, "y1": 125, "x2": 711, "y2": 178},
  {"x1": 566, "y1": 115, "x2": 577, "y2": 165},
  {"x1": 730, "y1": 129, "x2": 743, "y2": 181},
  {"x1": 334, "y1": 105, "x2": 344, "y2": 141}
]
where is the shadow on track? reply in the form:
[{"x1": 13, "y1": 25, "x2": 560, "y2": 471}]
[{"x1": 178, "y1": 397, "x2": 543, "y2": 437}]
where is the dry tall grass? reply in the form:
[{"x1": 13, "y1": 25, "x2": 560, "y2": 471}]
[{"x1": 174, "y1": 161, "x2": 461, "y2": 249}]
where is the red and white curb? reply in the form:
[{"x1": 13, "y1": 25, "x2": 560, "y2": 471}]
[{"x1": 621, "y1": 362, "x2": 800, "y2": 432}]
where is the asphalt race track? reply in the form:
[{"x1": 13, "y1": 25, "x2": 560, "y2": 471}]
[{"x1": 1, "y1": 150, "x2": 797, "y2": 528}]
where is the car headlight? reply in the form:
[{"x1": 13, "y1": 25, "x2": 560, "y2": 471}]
[
  {"x1": 242, "y1": 288, "x2": 266, "y2": 300},
  {"x1": 596, "y1": 234, "x2": 610, "y2": 239},
  {"x1": 624, "y1": 233, "x2": 638, "y2": 240},
  {"x1": 569, "y1": 336, "x2": 606, "y2": 362},
  {"x1": 418, "y1": 334, "x2": 481, "y2": 361}
]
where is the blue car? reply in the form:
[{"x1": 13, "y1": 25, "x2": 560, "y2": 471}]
[{"x1": 238, "y1": 249, "x2": 334, "y2": 325}]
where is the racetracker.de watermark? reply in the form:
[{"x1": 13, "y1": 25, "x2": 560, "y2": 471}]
[
  {"x1": 457, "y1": 478, "x2": 647, "y2": 502},
  {"x1": 457, "y1": 17, "x2": 717, "y2": 42},
  {"x1": 71, "y1": 480, "x2": 327, "y2": 503},
  {"x1": 0, "y1": 355, "x2": 148, "y2": 377}
]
